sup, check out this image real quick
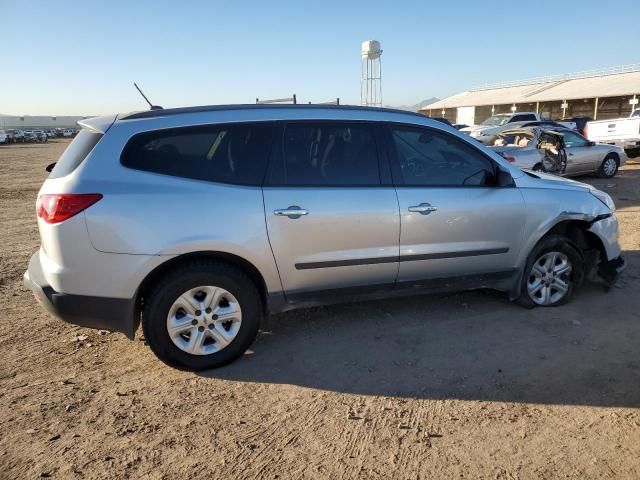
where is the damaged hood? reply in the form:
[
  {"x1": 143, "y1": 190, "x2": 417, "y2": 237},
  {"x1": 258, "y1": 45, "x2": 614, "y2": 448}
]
[{"x1": 516, "y1": 170, "x2": 592, "y2": 192}]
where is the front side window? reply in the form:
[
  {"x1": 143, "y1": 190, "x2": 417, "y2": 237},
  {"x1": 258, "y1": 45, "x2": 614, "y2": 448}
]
[
  {"x1": 273, "y1": 122, "x2": 380, "y2": 186},
  {"x1": 121, "y1": 123, "x2": 274, "y2": 185},
  {"x1": 390, "y1": 126, "x2": 495, "y2": 186},
  {"x1": 562, "y1": 131, "x2": 588, "y2": 148}
]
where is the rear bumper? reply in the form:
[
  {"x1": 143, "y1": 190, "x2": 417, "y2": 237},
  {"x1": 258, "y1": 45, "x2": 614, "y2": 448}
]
[{"x1": 24, "y1": 251, "x2": 137, "y2": 339}]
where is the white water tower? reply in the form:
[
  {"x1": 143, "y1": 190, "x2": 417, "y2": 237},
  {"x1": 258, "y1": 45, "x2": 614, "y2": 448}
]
[{"x1": 361, "y1": 40, "x2": 382, "y2": 107}]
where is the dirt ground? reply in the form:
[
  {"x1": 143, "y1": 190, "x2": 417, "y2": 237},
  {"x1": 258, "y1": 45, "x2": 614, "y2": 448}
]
[{"x1": 1, "y1": 139, "x2": 639, "y2": 479}]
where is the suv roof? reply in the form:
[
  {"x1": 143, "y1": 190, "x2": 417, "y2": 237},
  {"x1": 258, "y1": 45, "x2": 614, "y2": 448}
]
[
  {"x1": 120, "y1": 103, "x2": 428, "y2": 121},
  {"x1": 81, "y1": 104, "x2": 438, "y2": 134}
]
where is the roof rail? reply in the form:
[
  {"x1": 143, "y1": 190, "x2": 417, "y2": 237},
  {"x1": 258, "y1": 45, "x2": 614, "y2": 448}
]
[
  {"x1": 120, "y1": 103, "x2": 427, "y2": 120},
  {"x1": 256, "y1": 94, "x2": 297, "y2": 104}
]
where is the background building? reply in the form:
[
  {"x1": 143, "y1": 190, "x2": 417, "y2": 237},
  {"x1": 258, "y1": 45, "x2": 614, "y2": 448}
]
[
  {"x1": 421, "y1": 64, "x2": 640, "y2": 125},
  {"x1": 0, "y1": 115, "x2": 89, "y2": 129}
]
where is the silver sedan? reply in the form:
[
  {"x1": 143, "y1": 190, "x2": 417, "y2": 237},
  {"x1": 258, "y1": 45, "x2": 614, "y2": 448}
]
[{"x1": 489, "y1": 127, "x2": 626, "y2": 178}]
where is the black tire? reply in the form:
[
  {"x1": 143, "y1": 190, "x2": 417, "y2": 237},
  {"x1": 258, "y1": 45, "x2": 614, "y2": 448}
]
[
  {"x1": 598, "y1": 154, "x2": 619, "y2": 178},
  {"x1": 516, "y1": 234, "x2": 584, "y2": 309},
  {"x1": 142, "y1": 260, "x2": 262, "y2": 371}
]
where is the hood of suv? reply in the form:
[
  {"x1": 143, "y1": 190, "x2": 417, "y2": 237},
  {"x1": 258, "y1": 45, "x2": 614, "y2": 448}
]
[{"x1": 517, "y1": 169, "x2": 592, "y2": 192}]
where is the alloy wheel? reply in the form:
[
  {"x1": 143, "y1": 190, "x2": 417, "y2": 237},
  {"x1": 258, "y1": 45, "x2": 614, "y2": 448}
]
[{"x1": 527, "y1": 251, "x2": 572, "y2": 306}]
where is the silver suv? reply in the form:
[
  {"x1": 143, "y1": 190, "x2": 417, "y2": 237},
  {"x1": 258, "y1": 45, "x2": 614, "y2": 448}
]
[{"x1": 24, "y1": 105, "x2": 625, "y2": 370}]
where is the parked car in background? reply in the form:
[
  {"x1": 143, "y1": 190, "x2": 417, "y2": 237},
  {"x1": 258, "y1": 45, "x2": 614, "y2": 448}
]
[
  {"x1": 23, "y1": 131, "x2": 39, "y2": 142},
  {"x1": 24, "y1": 105, "x2": 624, "y2": 370},
  {"x1": 6, "y1": 129, "x2": 25, "y2": 143},
  {"x1": 474, "y1": 120, "x2": 569, "y2": 145},
  {"x1": 586, "y1": 109, "x2": 640, "y2": 158},
  {"x1": 62, "y1": 129, "x2": 74, "y2": 137},
  {"x1": 0, "y1": 130, "x2": 8, "y2": 144},
  {"x1": 32, "y1": 130, "x2": 48, "y2": 142},
  {"x1": 460, "y1": 112, "x2": 542, "y2": 138},
  {"x1": 490, "y1": 126, "x2": 625, "y2": 178},
  {"x1": 560, "y1": 116, "x2": 592, "y2": 136},
  {"x1": 453, "y1": 123, "x2": 468, "y2": 130}
]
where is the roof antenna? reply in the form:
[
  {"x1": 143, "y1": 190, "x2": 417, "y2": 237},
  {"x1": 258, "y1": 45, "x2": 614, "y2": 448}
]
[{"x1": 133, "y1": 82, "x2": 163, "y2": 110}]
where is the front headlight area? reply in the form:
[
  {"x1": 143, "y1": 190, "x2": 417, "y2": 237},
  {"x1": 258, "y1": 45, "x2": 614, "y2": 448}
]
[{"x1": 590, "y1": 189, "x2": 616, "y2": 212}]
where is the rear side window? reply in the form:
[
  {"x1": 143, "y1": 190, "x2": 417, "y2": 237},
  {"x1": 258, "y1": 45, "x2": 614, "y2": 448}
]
[
  {"x1": 268, "y1": 122, "x2": 380, "y2": 186},
  {"x1": 121, "y1": 123, "x2": 274, "y2": 186},
  {"x1": 49, "y1": 129, "x2": 102, "y2": 178}
]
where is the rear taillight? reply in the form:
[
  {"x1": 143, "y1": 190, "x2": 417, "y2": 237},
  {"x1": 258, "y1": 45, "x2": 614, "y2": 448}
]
[
  {"x1": 36, "y1": 193, "x2": 102, "y2": 224},
  {"x1": 503, "y1": 156, "x2": 516, "y2": 163}
]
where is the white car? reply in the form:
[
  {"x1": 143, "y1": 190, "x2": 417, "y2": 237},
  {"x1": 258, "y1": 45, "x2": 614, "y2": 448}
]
[
  {"x1": 62, "y1": 129, "x2": 74, "y2": 137},
  {"x1": 0, "y1": 130, "x2": 8, "y2": 144},
  {"x1": 586, "y1": 109, "x2": 640, "y2": 158},
  {"x1": 460, "y1": 112, "x2": 543, "y2": 137}
]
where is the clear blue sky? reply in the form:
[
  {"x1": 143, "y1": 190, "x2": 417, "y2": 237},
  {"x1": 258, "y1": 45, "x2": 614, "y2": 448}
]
[{"x1": 1, "y1": 0, "x2": 639, "y2": 115}]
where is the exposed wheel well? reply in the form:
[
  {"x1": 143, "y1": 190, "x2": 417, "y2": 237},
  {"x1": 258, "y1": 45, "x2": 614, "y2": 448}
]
[
  {"x1": 134, "y1": 252, "x2": 269, "y2": 327},
  {"x1": 510, "y1": 219, "x2": 607, "y2": 301},
  {"x1": 544, "y1": 220, "x2": 607, "y2": 267}
]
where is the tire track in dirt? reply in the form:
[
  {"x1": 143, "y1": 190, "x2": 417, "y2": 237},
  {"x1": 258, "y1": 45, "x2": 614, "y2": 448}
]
[{"x1": 227, "y1": 391, "x2": 330, "y2": 479}]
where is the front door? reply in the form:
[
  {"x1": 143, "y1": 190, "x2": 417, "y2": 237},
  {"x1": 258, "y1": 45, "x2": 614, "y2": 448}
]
[
  {"x1": 263, "y1": 121, "x2": 400, "y2": 295},
  {"x1": 563, "y1": 131, "x2": 600, "y2": 175},
  {"x1": 386, "y1": 124, "x2": 526, "y2": 284}
]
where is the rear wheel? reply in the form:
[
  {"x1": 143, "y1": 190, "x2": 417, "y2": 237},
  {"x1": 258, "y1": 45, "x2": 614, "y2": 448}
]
[
  {"x1": 516, "y1": 235, "x2": 583, "y2": 308},
  {"x1": 598, "y1": 154, "x2": 618, "y2": 178},
  {"x1": 142, "y1": 261, "x2": 262, "y2": 370}
]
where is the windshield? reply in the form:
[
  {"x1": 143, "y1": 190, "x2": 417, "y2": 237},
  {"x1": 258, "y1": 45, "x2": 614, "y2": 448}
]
[{"x1": 482, "y1": 115, "x2": 510, "y2": 127}]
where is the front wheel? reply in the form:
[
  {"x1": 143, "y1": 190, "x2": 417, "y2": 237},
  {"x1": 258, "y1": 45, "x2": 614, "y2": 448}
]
[
  {"x1": 516, "y1": 235, "x2": 584, "y2": 308},
  {"x1": 598, "y1": 154, "x2": 618, "y2": 178},
  {"x1": 142, "y1": 261, "x2": 262, "y2": 370}
]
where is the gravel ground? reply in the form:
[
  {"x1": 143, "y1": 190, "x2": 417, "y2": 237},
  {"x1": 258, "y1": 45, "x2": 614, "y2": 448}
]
[{"x1": 1, "y1": 140, "x2": 639, "y2": 479}]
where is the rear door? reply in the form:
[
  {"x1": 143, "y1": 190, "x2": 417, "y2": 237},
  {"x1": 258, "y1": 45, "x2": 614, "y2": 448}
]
[
  {"x1": 386, "y1": 123, "x2": 525, "y2": 284},
  {"x1": 263, "y1": 121, "x2": 400, "y2": 296}
]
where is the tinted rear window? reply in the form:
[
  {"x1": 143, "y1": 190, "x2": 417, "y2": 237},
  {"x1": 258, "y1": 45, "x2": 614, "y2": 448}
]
[
  {"x1": 49, "y1": 129, "x2": 103, "y2": 178},
  {"x1": 267, "y1": 122, "x2": 380, "y2": 186},
  {"x1": 121, "y1": 123, "x2": 274, "y2": 186}
]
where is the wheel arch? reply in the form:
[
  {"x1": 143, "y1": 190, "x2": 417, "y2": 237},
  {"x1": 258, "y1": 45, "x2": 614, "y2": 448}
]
[
  {"x1": 510, "y1": 218, "x2": 607, "y2": 300},
  {"x1": 604, "y1": 150, "x2": 620, "y2": 161},
  {"x1": 133, "y1": 251, "x2": 270, "y2": 332},
  {"x1": 544, "y1": 219, "x2": 607, "y2": 259}
]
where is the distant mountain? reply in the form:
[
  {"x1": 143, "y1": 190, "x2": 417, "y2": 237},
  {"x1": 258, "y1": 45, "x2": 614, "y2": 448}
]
[{"x1": 390, "y1": 97, "x2": 439, "y2": 112}]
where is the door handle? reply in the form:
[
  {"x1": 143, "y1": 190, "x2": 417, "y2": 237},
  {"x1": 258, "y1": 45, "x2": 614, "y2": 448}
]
[
  {"x1": 408, "y1": 203, "x2": 437, "y2": 215},
  {"x1": 274, "y1": 206, "x2": 309, "y2": 218}
]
